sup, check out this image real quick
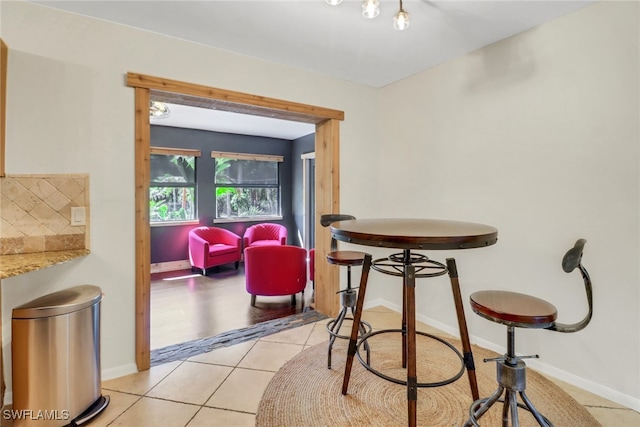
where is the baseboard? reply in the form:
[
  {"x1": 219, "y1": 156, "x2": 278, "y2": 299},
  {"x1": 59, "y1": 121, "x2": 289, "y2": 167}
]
[
  {"x1": 150, "y1": 260, "x2": 192, "y2": 274},
  {"x1": 467, "y1": 331, "x2": 640, "y2": 411},
  {"x1": 1, "y1": 363, "x2": 139, "y2": 406},
  {"x1": 526, "y1": 359, "x2": 640, "y2": 412},
  {"x1": 101, "y1": 363, "x2": 139, "y2": 382},
  {"x1": 362, "y1": 298, "x2": 389, "y2": 311},
  {"x1": 366, "y1": 298, "x2": 639, "y2": 412}
]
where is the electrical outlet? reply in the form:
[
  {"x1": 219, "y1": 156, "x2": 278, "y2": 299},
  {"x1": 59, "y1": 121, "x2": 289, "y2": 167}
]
[{"x1": 71, "y1": 207, "x2": 86, "y2": 226}]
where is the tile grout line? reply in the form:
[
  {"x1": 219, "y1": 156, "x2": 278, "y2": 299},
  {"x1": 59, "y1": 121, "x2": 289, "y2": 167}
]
[
  {"x1": 185, "y1": 338, "x2": 262, "y2": 425},
  {"x1": 103, "y1": 358, "x2": 187, "y2": 426},
  {"x1": 150, "y1": 310, "x2": 327, "y2": 366}
]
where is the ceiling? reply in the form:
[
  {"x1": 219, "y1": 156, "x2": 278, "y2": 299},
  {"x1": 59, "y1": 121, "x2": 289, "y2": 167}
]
[
  {"x1": 29, "y1": 0, "x2": 596, "y2": 139},
  {"x1": 150, "y1": 102, "x2": 317, "y2": 140}
]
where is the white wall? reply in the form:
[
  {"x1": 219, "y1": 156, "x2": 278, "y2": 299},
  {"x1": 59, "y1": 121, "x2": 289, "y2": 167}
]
[
  {"x1": 1, "y1": 0, "x2": 638, "y2": 412},
  {"x1": 0, "y1": 0, "x2": 379, "y2": 391},
  {"x1": 373, "y1": 0, "x2": 639, "y2": 410}
]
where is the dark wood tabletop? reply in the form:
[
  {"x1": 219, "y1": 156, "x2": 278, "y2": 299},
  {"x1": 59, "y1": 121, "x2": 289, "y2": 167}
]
[{"x1": 330, "y1": 218, "x2": 498, "y2": 250}]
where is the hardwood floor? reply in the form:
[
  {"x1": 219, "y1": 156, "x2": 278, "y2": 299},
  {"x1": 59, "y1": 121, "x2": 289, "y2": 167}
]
[{"x1": 150, "y1": 263, "x2": 314, "y2": 350}]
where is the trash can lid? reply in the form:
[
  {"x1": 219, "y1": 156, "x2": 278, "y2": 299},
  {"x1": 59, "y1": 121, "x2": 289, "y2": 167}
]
[{"x1": 12, "y1": 285, "x2": 103, "y2": 319}]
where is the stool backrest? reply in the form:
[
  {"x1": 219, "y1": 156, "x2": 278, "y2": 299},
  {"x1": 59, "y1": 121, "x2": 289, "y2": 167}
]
[
  {"x1": 549, "y1": 239, "x2": 593, "y2": 333},
  {"x1": 320, "y1": 214, "x2": 356, "y2": 252},
  {"x1": 562, "y1": 238, "x2": 586, "y2": 272},
  {"x1": 320, "y1": 214, "x2": 356, "y2": 227}
]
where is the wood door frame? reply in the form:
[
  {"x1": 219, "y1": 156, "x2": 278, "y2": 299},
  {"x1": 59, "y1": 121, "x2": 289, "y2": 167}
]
[{"x1": 127, "y1": 73, "x2": 343, "y2": 371}]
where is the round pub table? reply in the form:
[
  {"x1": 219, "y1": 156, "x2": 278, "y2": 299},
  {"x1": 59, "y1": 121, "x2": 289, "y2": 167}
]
[{"x1": 330, "y1": 218, "x2": 498, "y2": 427}]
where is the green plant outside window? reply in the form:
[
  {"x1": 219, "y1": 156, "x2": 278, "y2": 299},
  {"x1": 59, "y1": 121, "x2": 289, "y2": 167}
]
[
  {"x1": 150, "y1": 154, "x2": 197, "y2": 222},
  {"x1": 214, "y1": 157, "x2": 281, "y2": 219}
]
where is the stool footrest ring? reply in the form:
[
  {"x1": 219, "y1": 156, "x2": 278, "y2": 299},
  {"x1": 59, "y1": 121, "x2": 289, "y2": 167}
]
[
  {"x1": 327, "y1": 318, "x2": 372, "y2": 341},
  {"x1": 355, "y1": 329, "x2": 466, "y2": 388}
]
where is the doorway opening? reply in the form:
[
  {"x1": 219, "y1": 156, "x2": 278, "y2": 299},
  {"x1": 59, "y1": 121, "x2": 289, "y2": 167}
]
[
  {"x1": 128, "y1": 72, "x2": 344, "y2": 371},
  {"x1": 302, "y1": 152, "x2": 316, "y2": 251},
  {"x1": 148, "y1": 263, "x2": 321, "y2": 363}
]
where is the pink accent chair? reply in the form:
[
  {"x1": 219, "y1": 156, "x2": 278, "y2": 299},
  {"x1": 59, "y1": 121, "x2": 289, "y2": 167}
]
[
  {"x1": 309, "y1": 248, "x2": 316, "y2": 302},
  {"x1": 243, "y1": 223, "x2": 287, "y2": 249},
  {"x1": 244, "y1": 245, "x2": 307, "y2": 307},
  {"x1": 188, "y1": 226, "x2": 242, "y2": 275},
  {"x1": 309, "y1": 248, "x2": 315, "y2": 287}
]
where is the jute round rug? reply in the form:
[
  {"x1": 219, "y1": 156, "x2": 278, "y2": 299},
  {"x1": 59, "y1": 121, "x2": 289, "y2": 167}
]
[{"x1": 257, "y1": 332, "x2": 600, "y2": 427}]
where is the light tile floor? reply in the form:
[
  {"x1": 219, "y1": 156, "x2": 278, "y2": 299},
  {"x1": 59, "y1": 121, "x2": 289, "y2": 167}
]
[{"x1": 91, "y1": 307, "x2": 637, "y2": 427}]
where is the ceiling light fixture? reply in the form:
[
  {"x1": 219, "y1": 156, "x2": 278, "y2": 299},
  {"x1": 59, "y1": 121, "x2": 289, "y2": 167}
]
[
  {"x1": 361, "y1": 0, "x2": 380, "y2": 19},
  {"x1": 326, "y1": 0, "x2": 409, "y2": 30},
  {"x1": 149, "y1": 101, "x2": 170, "y2": 119},
  {"x1": 393, "y1": 0, "x2": 410, "y2": 30}
]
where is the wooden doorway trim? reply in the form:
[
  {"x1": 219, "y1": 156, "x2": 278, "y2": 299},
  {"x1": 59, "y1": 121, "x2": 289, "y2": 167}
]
[{"x1": 127, "y1": 73, "x2": 343, "y2": 371}]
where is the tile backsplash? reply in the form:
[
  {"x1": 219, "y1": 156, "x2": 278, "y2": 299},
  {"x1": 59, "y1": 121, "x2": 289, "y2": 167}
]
[{"x1": 0, "y1": 174, "x2": 89, "y2": 255}]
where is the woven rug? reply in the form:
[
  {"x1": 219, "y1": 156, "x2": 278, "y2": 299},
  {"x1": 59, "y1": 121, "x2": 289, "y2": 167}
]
[{"x1": 257, "y1": 332, "x2": 600, "y2": 427}]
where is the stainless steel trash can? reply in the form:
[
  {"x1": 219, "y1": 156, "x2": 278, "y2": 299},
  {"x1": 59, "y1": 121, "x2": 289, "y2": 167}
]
[{"x1": 11, "y1": 285, "x2": 109, "y2": 427}]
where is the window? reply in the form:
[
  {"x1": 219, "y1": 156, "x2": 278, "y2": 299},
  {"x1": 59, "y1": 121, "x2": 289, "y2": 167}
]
[
  {"x1": 213, "y1": 151, "x2": 283, "y2": 221},
  {"x1": 150, "y1": 147, "x2": 200, "y2": 224}
]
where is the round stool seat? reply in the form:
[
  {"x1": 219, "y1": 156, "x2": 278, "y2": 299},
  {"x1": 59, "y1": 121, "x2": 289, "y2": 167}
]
[
  {"x1": 470, "y1": 290, "x2": 558, "y2": 329},
  {"x1": 327, "y1": 251, "x2": 369, "y2": 266}
]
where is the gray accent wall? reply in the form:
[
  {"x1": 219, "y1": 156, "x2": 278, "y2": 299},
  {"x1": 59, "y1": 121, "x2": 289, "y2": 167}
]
[{"x1": 150, "y1": 125, "x2": 310, "y2": 264}]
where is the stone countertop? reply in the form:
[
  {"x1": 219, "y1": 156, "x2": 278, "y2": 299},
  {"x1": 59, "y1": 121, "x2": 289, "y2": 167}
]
[{"x1": 0, "y1": 249, "x2": 90, "y2": 279}]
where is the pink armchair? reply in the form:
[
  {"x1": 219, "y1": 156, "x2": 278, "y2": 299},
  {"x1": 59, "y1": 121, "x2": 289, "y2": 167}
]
[
  {"x1": 188, "y1": 226, "x2": 242, "y2": 275},
  {"x1": 244, "y1": 245, "x2": 307, "y2": 307},
  {"x1": 243, "y1": 223, "x2": 287, "y2": 249},
  {"x1": 309, "y1": 248, "x2": 315, "y2": 287}
]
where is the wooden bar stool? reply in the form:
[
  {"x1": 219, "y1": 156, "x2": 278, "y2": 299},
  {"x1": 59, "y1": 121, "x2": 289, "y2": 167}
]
[
  {"x1": 321, "y1": 214, "x2": 373, "y2": 369},
  {"x1": 465, "y1": 239, "x2": 593, "y2": 427},
  {"x1": 326, "y1": 250, "x2": 373, "y2": 369}
]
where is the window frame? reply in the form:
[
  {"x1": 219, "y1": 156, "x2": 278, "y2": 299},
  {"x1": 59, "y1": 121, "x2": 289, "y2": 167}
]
[
  {"x1": 149, "y1": 147, "x2": 201, "y2": 226},
  {"x1": 212, "y1": 151, "x2": 284, "y2": 223}
]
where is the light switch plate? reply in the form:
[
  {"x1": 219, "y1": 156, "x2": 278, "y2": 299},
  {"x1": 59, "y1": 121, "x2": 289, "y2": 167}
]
[{"x1": 71, "y1": 207, "x2": 86, "y2": 226}]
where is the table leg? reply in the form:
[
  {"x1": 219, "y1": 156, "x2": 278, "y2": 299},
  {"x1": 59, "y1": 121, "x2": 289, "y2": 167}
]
[
  {"x1": 341, "y1": 254, "x2": 372, "y2": 395},
  {"x1": 405, "y1": 264, "x2": 417, "y2": 427},
  {"x1": 401, "y1": 249, "x2": 411, "y2": 369},
  {"x1": 402, "y1": 272, "x2": 408, "y2": 369},
  {"x1": 446, "y1": 257, "x2": 479, "y2": 401}
]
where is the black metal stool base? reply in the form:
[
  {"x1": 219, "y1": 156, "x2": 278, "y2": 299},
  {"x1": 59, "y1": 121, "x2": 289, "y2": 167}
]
[
  {"x1": 465, "y1": 358, "x2": 553, "y2": 427},
  {"x1": 327, "y1": 289, "x2": 372, "y2": 369}
]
